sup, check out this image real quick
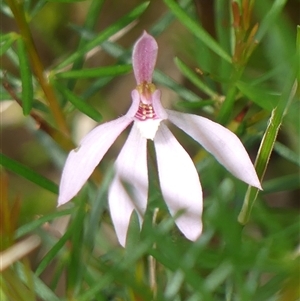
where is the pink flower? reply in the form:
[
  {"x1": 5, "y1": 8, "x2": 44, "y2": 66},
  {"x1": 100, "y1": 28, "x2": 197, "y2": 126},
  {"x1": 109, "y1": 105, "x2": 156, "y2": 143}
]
[{"x1": 58, "y1": 31, "x2": 261, "y2": 247}]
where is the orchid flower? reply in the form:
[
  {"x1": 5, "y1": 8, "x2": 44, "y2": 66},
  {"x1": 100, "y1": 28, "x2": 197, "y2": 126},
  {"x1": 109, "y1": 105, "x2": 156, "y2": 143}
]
[{"x1": 58, "y1": 31, "x2": 262, "y2": 247}]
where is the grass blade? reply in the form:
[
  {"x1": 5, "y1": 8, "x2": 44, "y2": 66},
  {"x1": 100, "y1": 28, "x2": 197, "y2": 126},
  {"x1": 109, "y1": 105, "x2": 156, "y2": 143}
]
[
  {"x1": 15, "y1": 262, "x2": 60, "y2": 301},
  {"x1": 15, "y1": 209, "x2": 73, "y2": 239},
  {"x1": 255, "y1": 0, "x2": 288, "y2": 42},
  {"x1": 163, "y1": 0, "x2": 231, "y2": 63},
  {"x1": 55, "y1": 2, "x2": 149, "y2": 69},
  {"x1": 35, "y1": 228, "x2": 72, "y2": 276},
  {"x1": 236, "y1": 81, "x2": 278, "y2": 111},
  {"x1": 174, "y1": 57, "x2": 219, "y2": 100},
  {"x1": 56, "y1": 64, "x2": 132, "y2": 79},
  {"x1": 154, "y1": 69, "x2": 201, "y2": 102},
  {"x1": 0, "y1": 33, "x2": 17, "y2": 56},
  {"x1": 66, "y1": 0, "x2": 105, "y2": 92},
  {"x1": 238, "y1": 69, "x2": 298, "y2": 224},
  {"x1": 17, "y1": 37, "x2": 33, "y2": 115},
  {"x1": 55, "y1": 81, "x2": 102, "y2": 122},
  {"x1": 0, "y1": 153, "x2": 58, "y2": 194}
]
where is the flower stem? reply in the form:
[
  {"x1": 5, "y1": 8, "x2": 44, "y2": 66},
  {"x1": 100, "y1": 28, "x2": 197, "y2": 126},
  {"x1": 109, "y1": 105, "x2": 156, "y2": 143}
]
[
  {"x1": 148, "y1": 208, "x2": 159, "y2": 297},
  {"x1": 217, "y1": 67, "x2": 244, "y2": 125},
  {"x1": 6, "y1": 0, "x2": 69, "y2": 136},
  {"x1": 238, "y1": 75, "x2": 298, "y2": 224}
]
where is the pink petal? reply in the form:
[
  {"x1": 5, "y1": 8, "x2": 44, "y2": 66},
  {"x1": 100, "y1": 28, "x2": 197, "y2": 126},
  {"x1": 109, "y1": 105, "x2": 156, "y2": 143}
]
[
  {"x1": 108, "y1": 122, "x2": 148, "y2": 247},
  {"x1": 167, "y1": 110, "x2": 262, "y2": 189},
  {"x1": 132, "y1": 31, "x2": 158, "y2": 84},
  {"x1": 127, "y1": 89, "x2": 141, "y2": 118},
  {"x1": 154, "y1": 123, "x2": 203, "y2": 241},
  {"x1": 58, "y1": 116, "x2": 133, "y2": 206},
  {"x1": 152, "y1": 90, "x2": 168, "y2": 120}
]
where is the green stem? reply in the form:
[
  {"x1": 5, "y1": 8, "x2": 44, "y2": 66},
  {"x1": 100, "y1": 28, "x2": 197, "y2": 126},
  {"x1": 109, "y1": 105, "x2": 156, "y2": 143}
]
[
  {"x1": 217, "y1": 67, "x2": 244, "y2": 125},
  {"x1": 6, "y1": 0, "x2": 69, "y2": 135},
  {"x1": 67, "y1": 0, "x2": 105, "y2": 92},
  {"x1": 238, "y1": 71, "x2": 298, "y2": 224}
]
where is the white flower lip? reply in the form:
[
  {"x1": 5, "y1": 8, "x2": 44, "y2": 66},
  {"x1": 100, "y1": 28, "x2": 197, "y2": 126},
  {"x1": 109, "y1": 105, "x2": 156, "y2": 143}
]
[{"x1": 58, "y1": 31, "x2": 262, "y2": 247}]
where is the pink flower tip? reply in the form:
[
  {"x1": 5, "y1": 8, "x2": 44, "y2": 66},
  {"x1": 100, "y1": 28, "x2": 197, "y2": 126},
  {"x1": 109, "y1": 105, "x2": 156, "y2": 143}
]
[{"x1": 132, "y1": 31, "x2": 158, "y2": 85}]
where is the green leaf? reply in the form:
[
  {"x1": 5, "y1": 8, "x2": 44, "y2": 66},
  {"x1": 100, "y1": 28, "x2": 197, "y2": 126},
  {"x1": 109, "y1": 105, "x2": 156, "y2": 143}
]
[
  {"x1": 30, "y1": 0, "x2": 47, "y2": 18},
  {"x1": 67, "y1": 197, "x2": 87, "y2": 293},
  {"x1": 0, "y1": 153, "x2": 58, "y2": 194},
  {"x1": 262, "y1": 174, "x2": 300, "y2": 194},
  {"x1": 15, "y1": 209, "x2": 73, "y2": 239},
  {"x1": 56, "y1": 64, "x2": 132, "y2": 79},
  {"x1": 238, "y1": 67, "x2": 298, "y2": 224},
  {"x1": 175, "y1": 100, "x2": 214, "y2": 110},
  {"x1": 17, "y1": 37, "x2": 33, "y2": 115},
  {"x1": 0, "y1": 33, "x2": 17, "y2": 56},
  {"x1": 15, "y1": 262, "x2": 60, "y2": 301},
  {"x1": 55, "y1": 2, "x2": 149, "y2": 69},
  {"x1": 150, "y1": 0, "x2": 192, "y2": 36},
  {"x1": 66, "y1": 0, "x2": 105, "y2": 92},
  {"x1": 81, "y1": 76, "x2": 112, "y2": 100},
  {"x1": 125, "y1": 211, "x2": 141, "y2": 254},
  {"x1": 174, "y1": 57, "x2": 218, "y2": 100},
  {"x1": 85, "y1": 167, "x2": 113, "y2": 250},
  {"x1": 163, "y1": 0, "x2": 231, "y2": 63},
  {"x1": 214, "y1": 0, "x2": 232, "y2": 93},
  {"x1": 255, "y1": 0, "x2": 288, "y2": 42},
  {"x1": 154, "y1": 70, "x2": 201, "y2": 102},
  {"x1": 35, "y1": 228, "x2": 72, "y2": 276},
  {"x1": 214, "y1": 0, "x2": 231, "y2": 55},
  {"x1": 54, "y1": 81, "x2": 102, "y2": 122},
  {"x1": 236, "y1": 81, "x2": 278, "y2": 111},
  {"x1": 5, "y1": 45, "x2": 19, "y2": 67},
  {"x1": 204, "y1": 262, "x2": 233, "y2": 292},
  {"x1": 273, "y1": 141, "x2": 300, "y2": 166}
]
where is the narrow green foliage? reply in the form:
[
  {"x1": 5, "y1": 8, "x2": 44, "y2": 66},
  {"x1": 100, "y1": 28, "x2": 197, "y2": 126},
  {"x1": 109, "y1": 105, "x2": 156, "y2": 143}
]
[
  {"x1": 217, "y1": 79, "x2": 241, "y2": 124},
  {"x1": 163, "y1": 0, "x2": 231, "y2": 63},
  {"x1": 204, "y1": 262, "x2": 233, "y2": 292},
  {"x1": 0, "y1": 33, "x2": 18, "y2": 56},
  {"x1": 56, "y1": 64, "x2": 132, "y2": 79},
  {"x1": 274, "y1": 141, "x2": 300, "y2": 166},
  {"x1": 85, "y1": 167, "x2": 113, "y2": 251},
  {"x1": 236, "y1": 81, "x2": 277, "y2": 111},
  {"x1": 174, "y1": 57, "x2": 219, "y2": 100},
  {"x1": 125, "y1": 211, "x2": 141, "y2": 254},
  {"x1": 66, "y1": 0, "x2": 105, "y2": 92},
  {"x1": 15, "y1": 209, "x2": 73, "y2": 239},
  {"x1": 0, "y1": 153, "x2": 58, "y2": 194},
  {"x1": 4, "y1": 47, "x2": 19, "y2": 66},
  {"x1": 255, "y1": 0, "x2": 288, "y2": 42},
  {"x1": 35, "y1": 226, "x2": 72, "y2": 276},
  {"x1": 55, "y1": 81, "x2": 102, "y2": 122},
  {"x1": 262, "y1": 174, "x2": 300, "y2": 194},
  {"x1": 238, "y1": 69, "x2": 298, "y2": 224},
  {"x1": 2, "y1": 1, "x2": 298, "y2": 300},
  {"x1": 67, "y1": 202, "x2": 86, "y2": 295},
  {"x1": 55, "y1": 2, "x2": 149, "y2": 69},
  {"x1": 16, "y1": 37, "x2": 33, "y2": 115},
  {"x1": 29, "y1": 0, "x2": 47, "y2": 18},
  {"x1": 213, "y1": 0, "x2": 232, "y2": 95},
  {"x1": 154, "y1": 70, "x2": 201, "y2": 102},
  {"x1": 1, "y1": 269, "x2": 34, "y2": 301},
  {"x1": 150, "y1": 0, "x2": 191, "y2": 36},
  {"x1": 15, "y1": 262, "x2": 60, "y2": 301}
]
